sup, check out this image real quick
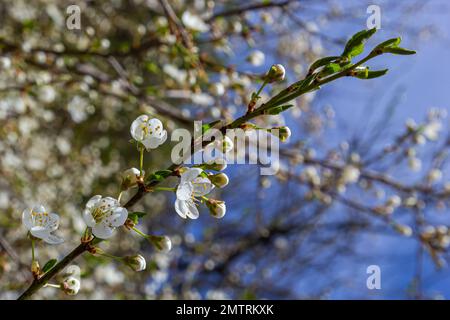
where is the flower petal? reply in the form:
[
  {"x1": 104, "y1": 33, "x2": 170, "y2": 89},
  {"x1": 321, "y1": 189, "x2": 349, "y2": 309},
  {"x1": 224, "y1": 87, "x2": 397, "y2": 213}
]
[
  {"x1": 185, "y1": 200, "x2": 199, "y2": 219},
  {"x1": 176, "y1": 182, "x2": 193, "y2": 201},
  {"x1": 30, "y1": 226, "x2": 50, "y2": 240},
  {"x1": 108, "y1": 207, "x2": 128, "y2": 227},
  {"x1": 130, "y1": 115, "x2": 148, "y2": 141},
  {"x1": 86, "y1": 195, "x2": 102, "y2": 209},
  {"x1": 180, "y1": 167, "x2": 202, "y2": 183},
  {"x1": 174, "y1": 199, "x2": 187, "y2": 219},
  {"x1": 44, "y1": 213, "x2": 60, "y2": 231},
  {"x1": 192, "y1": 177, "x2": 214, "y2": 196},
  {"x1": 22, "y1": 208, "x2": 33, "y2": 230},
  {"x1": 32, "y1": 205, "x2": 46, "y2": 214},
  {"x1": 142, "y1": 136, "x2": 165, "y2": 150},
  {"x1": 92, "y1": 223, "x2": 114, "y2": 239},
  {"x1": 82, "y1": 208, "x2": 96, "y2": 227},
  {"x1": 43, "y1": 233, "x2": 64, "y2": 245}
]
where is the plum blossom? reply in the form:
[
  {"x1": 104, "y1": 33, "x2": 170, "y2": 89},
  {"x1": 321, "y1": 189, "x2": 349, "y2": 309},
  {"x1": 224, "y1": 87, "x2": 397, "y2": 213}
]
[
  {"x1": 82, "y1": 195, "x2": 128, "y2": 239},
  {"x1": 130, "y1": 115, "x2": 167, "y2": 151},
  {"x1": 175, "y1": 168, "x2": 214, "y2": 219},
  {"x1": 22, "y1": 205, "x2": 64, "y2": 244}
]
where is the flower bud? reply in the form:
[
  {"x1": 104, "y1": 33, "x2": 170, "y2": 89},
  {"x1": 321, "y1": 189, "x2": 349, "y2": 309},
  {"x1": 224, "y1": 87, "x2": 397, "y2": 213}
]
[
  {"x1": 428, "y1": 169, "x2": 442, "y2": 183},
  {"x1": 208, "y1": 173, "x2": 229, "y2": 188},
  {"x1": 394, "y1": 224, "x2": 412, "y2": 237},
  {"x1": 121, "y1": 167, "x2": 143, "y2": 190},
  {"x1": 62, "y1": 276, "x2": 80, "y2": 295},
  {"x1": 205, "y1": 158, "x2": 227, "y2": 171},
  {"x1": 386, "y1": 195, "x2": 402, "y2": 208},
  {"x1": 264, "y1": 64, "x2": 286, "y2": 83},
  {"x1": 214, "y1": 136, "x2": 234, "y2": 154},
  {"x1": 149, "y1": 235, "x2": 172, "y2": 252},
  {"x1": 206, "y1": 199, "x2": 226, "y2": 219},
  {"x1": 124, "y1": 254, "x2": 146, "y2": 272},
  {"x1": 270, "y1": 126, "x2": 291, "y2": 142},
  {"x1": 31, "y1": 260, "x2": 40, "y2": 278}
]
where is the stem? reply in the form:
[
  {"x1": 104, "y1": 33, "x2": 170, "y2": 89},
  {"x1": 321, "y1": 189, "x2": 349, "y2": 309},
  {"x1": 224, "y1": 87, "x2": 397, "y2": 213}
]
[
  {"x1": 154, "y1": 187, "x2": 176, "y2": 192},
  {"x1": 139, "y1": 146, "x2": 144, "y2": 176},
  {"x1": 96, "y1": 251, "x2": 124, "y2": 262},
  {"x1": 18, "y1": 242, "x2": 88, "y2": 300},
  {"x1": 255, "y1": 80, "x2": 267, "y2": 98},
  {"x1": 117, "y1": 191, "x2": 123, "y2": 203},
  {"x1": 131, "y1": 226, "x2": 148, "y2": 238},
  {"x1": 31, "y1": 239, "x2": 35, "y2": 262},
  {"x1": 44, "y1": 283, "x2": 61, "y2": 289}
]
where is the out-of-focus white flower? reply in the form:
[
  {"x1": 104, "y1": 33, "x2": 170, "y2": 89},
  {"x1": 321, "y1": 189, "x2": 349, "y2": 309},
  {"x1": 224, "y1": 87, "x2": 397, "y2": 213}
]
[
  {"x1": 423, "y1": 120, "x2": 442, "y2": 141},
  {"x1": 206, "y1": 199, "x2": 226, "y2": 219},
  {"x1": 181, "y1": 11, "x2": 209, "y2": 32},
  {"x1": 163, "y1": 64, "x2": 188, "y2": 83},
  {"x1": 82, "y1": 195, "x2": 128, "y2": 239},
  {"x1": 22, "y1": 205, "x2": 64, "y2": 244},
  {"x1": 62, "y1": 276, "x2": 80, "y2": 295},
  {"x1": 247, "y1": 50, "x2": 265, "y2": 67},
  {"x1": 408, "y1": 157, "x2": 422, "y2": 172},
  {"x1": 210, "y1": 83, "x2": 225, "y2": 96},
  {"x1": 121, "y1": 167, "x2": 142, "y2": 189},
  {"x1": 428, "y1": 168, "x2": 442, "y2": 183},
  {"x1": 394, "y1": 224, "x2": 413, "y2": 237},
  {"x1": 191, "y1": 92, "x2": 215, "y2": 106},
  {"x1": 38, "y1": 85, "x2": 56, "y2": 103},
  {"x1": 130, "y1": 115, "x2": 167, "y2": 151},
  {"x1": 175, "y1": 168, "x2": 213, "y2": 219},
  {"x1": 124, "y1": 254, "x2": 146, "y2": 272},
  {"x1": 303, "y1": 166, "x2": 321, "y2": 186},
  {"x1": 386, "y1": 195, "x2": 402, "y2": 208},
  {"x1": 341, "y1": 165, "x2": 360, "y2": 184}
]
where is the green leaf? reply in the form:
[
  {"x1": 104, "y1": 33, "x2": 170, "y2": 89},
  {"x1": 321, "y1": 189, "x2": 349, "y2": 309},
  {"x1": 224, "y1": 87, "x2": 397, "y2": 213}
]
[
  {"x1": 354, "y1": 67, "x2": 369, "y2": 79},
  {"x1": 375, "y1": 37, "x2": 401, "y2": 50},
  {"x1": 264, "y1": 104, "x2": 294, "y2": 115},
  {"x1": 308, "y1": 56, "x2": 341, "y2": 73},
  {"x1": 366, "y1": 69, "x2": 389, "y2": 79},
  {"x1": 356, "y1": 69, "x2": 389, "y2": 79},
  {"x1": 342, "y1": 28, "x2": 377, "y2": 58},
  {"x1": 319, "y1": 63, "x2": 341, "y2": 77},
  {"x1": 42, "y1": 259, "x2": 57, "y2": 273},
  {"x1": 202, "y1": 120, "x2": 221, "y2": 134},
  {"x1": 383, "y1": 47, "x2": 416, "y2": 55},
  {"x1": 128, "y1": 212, "x2": 147, "y2": 225},
  {"x1": 148, "y1": 170, "x2": 173, "y2": 182}
]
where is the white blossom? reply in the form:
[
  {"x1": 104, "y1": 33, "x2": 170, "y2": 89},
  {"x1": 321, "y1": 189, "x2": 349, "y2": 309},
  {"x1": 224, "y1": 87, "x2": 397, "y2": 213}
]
[
  {"x1": 428, "y1": 168, "x2": 442, "y2": 183},
  {"x1": 341, "y1": 165, "x2": 360, "y2": 184},
  {"x1": 181, "y1": 11, "x2": 209, "y2": 33},
  {"x1": 22, "y1": 205, "x2": 64, "y2": 244},
  {"x1": 423, "y1": 120, "x2": 442, "y2": 141},
  {"x1": 130, "y1": 115, "x2": 167, "y2": 151},
  {"x1": 247, "y1": 50, "x2": 265, "y2": 67},
  {"x1": 82, "y1": 195, "x2": 128, "y2": 239},
  {"x1": 175, "y1": 168, "x2": 213, "y2": 219}
]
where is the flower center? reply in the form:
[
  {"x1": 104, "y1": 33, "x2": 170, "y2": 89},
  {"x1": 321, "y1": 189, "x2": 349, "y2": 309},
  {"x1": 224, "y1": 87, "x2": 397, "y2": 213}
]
[{"x1": 31, "y1": 210, "x2": 48, "y2": 227}]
